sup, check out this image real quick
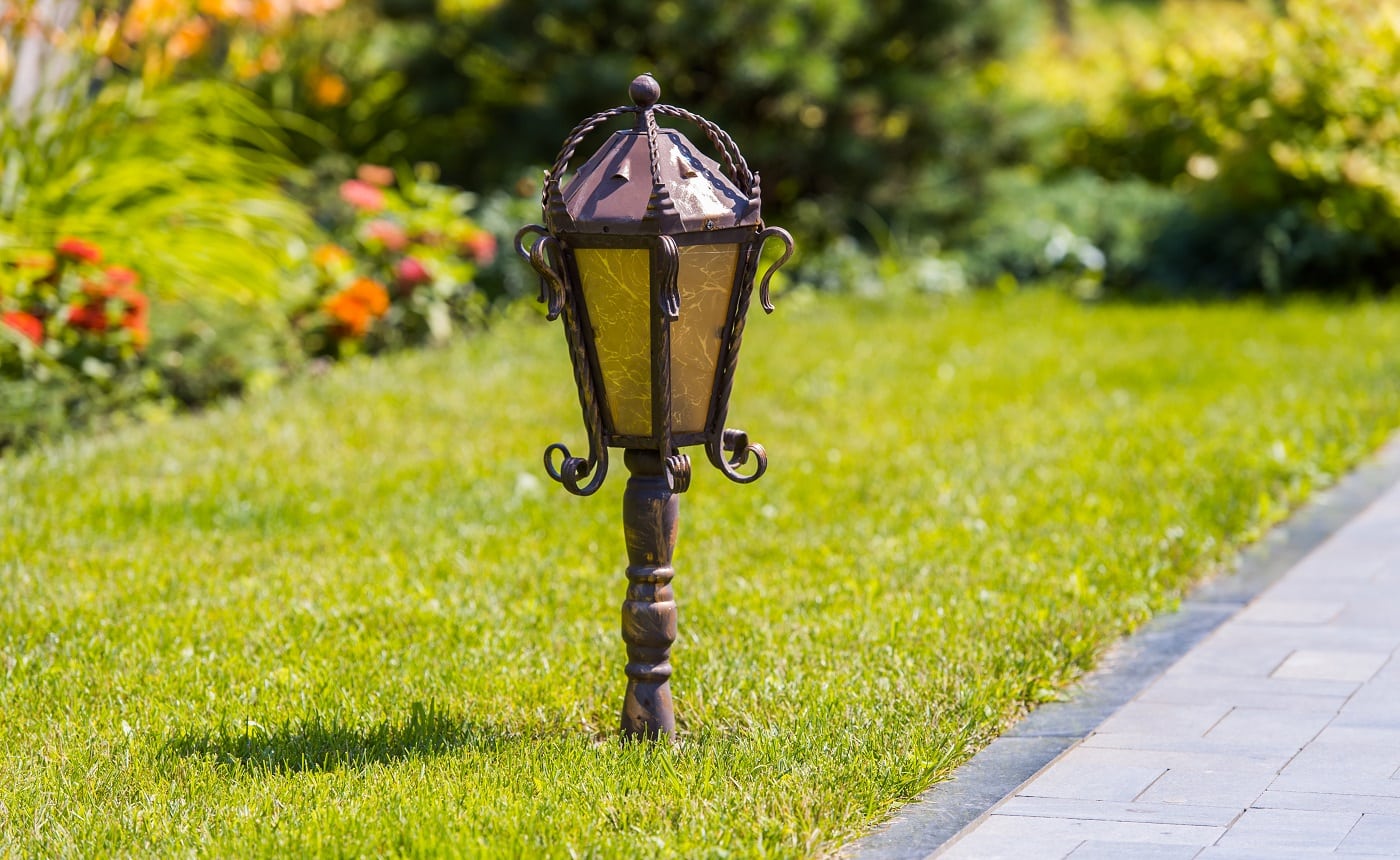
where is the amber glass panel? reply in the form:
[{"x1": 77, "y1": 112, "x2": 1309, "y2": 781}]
[
  {"x1": 670, "y1": 244, "x2": 739, "y2": 434},
  {"x1": 576, "y1": 248, "x2": 652, "y2": 437}
]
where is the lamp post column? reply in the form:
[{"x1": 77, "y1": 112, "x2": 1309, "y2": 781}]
[{"x1": 619, "y1": 448, "x2": 679, "y2": 739}]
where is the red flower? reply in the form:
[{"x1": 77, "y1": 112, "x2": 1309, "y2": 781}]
[
  {"x1": 55, "y1": 236, "x2": 103, "y2": 265},
  {"x1": 365, "y1": 219, "x2": 408, "y2": 252},
  {"x1": 395, "y1": 257, "x2": 431, "y2": 289},
  {"x1": 104, "y1": 265, "x2": 139, "y2": 288},
  {"x1": 66, "y1": 271, "x2": 150, "y2": 347},
  {"x1": 2, "y1": 311, "x2": 43, "y2": 345},
  {"x1": 339, "y1": 179, "x2": 385, "y2": 212},
  {"x1": 356, "y1": 164, "x2": 395, "y2": 188},
  {"x1": 461, "y1": 229, "x2": 497, "y2": 265},
  {"x1": 66, "y1": 299, "x2": 109, "y2": 332}
]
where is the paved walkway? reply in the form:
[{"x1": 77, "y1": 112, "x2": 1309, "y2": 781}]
[{"x1": 849, "y1": 438, "x2": 1400, "y2": 860}]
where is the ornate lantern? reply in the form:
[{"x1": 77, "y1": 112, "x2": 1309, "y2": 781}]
[{"x1": 515, "y1": 74, "x2": 793, "y2": 740}]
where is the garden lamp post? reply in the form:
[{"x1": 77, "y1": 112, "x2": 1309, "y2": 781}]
[{"x1": 515, "y1": 74, "x2": 793, "y2": 740}]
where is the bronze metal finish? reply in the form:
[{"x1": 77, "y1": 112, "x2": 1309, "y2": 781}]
[
  {"x1": 514, "y1": 75, "x2": 793, "y2": 740},
  {"x1": 620, "y1": 449, "x2": 679, "y2": 738}
]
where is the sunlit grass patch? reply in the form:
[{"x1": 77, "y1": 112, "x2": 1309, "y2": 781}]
[{"x1": 3, "y1": 291, "x2": 1399, "y2": 857}]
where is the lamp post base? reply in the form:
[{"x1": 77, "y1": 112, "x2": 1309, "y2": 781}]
[{"x1": 620, "y1": 449, "x2": 679, "y2": 741}]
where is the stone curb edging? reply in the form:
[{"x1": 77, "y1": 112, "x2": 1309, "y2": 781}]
[{"x1": 840, "y1": 435, "x2": 1400, "y2": 860}]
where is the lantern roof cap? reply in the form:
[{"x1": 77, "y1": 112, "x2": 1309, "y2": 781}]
[{"x1": 543, "y1": 75, "x2": 763, "y2": 236}]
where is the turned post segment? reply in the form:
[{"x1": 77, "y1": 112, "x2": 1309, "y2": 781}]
[{"x1": 620, "y1": 448, "x2": 679, "y2": 740}]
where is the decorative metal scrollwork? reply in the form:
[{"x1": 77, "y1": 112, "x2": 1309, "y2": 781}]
[
  {"x1": 656, "y1": 235, "x2": 680, "y2": 322},
  {"x1": 514, "y1": 225, "x2": 566, "y2": 320},
  {"x1": 706, "y1": 428, "x2": 767, "y2": 485},
  {"x1": 754, "y1": 226, "x2": 795, "y2": 314},
  {"x1": 545, "y1": 442, "x2": 609, "y2": 497},
  {"x1": 665, "y1": 453, "x2": 691, "y2": 494}
]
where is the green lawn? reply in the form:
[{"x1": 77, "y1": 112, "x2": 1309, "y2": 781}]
[{"x1": 3, "y1": 290, "x2": 1400, "y2": 858}]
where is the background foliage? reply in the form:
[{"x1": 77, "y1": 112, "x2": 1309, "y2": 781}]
[
  {"x1": 248, "y1": 0, "x2": 1032, "y2": 243},
  {"x1": 1003, "y1": 0, "x2": 1400, "y2": 296}
]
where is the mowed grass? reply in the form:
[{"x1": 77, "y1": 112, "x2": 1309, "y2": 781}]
[{"x1": 3, "y1": 290, "x2": 1400, "y2": 858}]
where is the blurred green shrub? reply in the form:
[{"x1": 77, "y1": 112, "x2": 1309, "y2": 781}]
[
  {"x1": 956, "y1": 170, "x2": 1182, "y2": 293},
  {"x1": 1031, "y1": 0, "x2": 1400, "y2": 295}
]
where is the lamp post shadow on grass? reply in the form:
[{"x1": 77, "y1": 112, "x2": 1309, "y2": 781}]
[{"x1": 160, "y1": 700, "x2": 520, "y2": 775}]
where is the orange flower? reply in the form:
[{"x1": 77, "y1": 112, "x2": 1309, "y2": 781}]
[
  {"x1": 308, "y1": 70, "x2": 348, "y2": 107},
  {"x1": 251, "y1": 0, "x2": 293, "y2": 27},
  {"x1": 122, "y1": 0, "x2": 185, "y2": 40},
  {"x1": 2, "y1": 311, "x2": 43, "y2": 345},
  {"x1": 198, "y1": 0, "x2": 251, "y2": 21},
  {"x1": 294, "y1": 0, "x2": 345, "y2": 14},
  {"x1": 166, "y1": 18, "x2": 211, "y2": 61},
  {"x1": 324, "y1": 277, "x2": 389, "y2": 336},
  {"x1": 312, "y1": 244, "x2": 352, "y2": 269},
  {"x1": 344, "y1": 277, "x2": 389, "y2": 315},
  {"x1": 55, "y1": 236, "x2": 102, "y2": 265}
]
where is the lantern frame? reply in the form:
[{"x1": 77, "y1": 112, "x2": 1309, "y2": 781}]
[{"x1": 515, "y1": 76, "x2": 793, "y2": 497}]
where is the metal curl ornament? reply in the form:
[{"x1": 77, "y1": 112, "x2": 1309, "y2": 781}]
[
  {"x1": 544, "y1": 442, "x2": 609, "y2": 497},
  {"x1": 665, "y1": 453, "x2": 692, "y2": 493},
  {"x1": 754, "y1": 227, "x2": 795, "y2": 314},
  {"x1": 707, "y1": 428, "x2": 768, "y2": 484}
]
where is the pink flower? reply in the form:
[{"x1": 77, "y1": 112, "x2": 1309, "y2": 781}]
[
  {"x1": 461, "y1": 229, "x2": 497, "y2": 265},
  {"x1": 395, "y1": 256, "x2": 431, "y2": 288},
  {"x1": 339, "y1": 179, "x2": 385, "y2": 212},
  {"x1": 365, "y1": 219, "x2": 408, "y2": 252}
]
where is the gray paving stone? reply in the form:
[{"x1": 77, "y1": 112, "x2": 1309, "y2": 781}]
[
  {"x1": 1029, "y1": 745, "x2": 1285, "y2": 775},
  {"x1": 1268, "y1": 773, "x2": 1400, "y2": 798},
  {"x1": 1019, "y1": 752, "x2": 1166, "y2": 801},
  {"x1": 1271, "y1": 649, "x2": 1390, "y2": 682},
  {"x1": 1334, "y1": 600, "x2": 1400, "y2": 627},
  {"x1": 1196, "y1": 847, "x2": 1353, "y2": 859},
  {"x1": 1165, "y1": 635, "x2": 1295, "y2": 679},
  {"x1": 1336, "y1": 813, "x2": 1400, "y2": 856},
  {"x1": 1200, "y1": 620, "x2": 1400, "y2": 653},
  {"x1": 995, "y1": 796, "x2": 1240, "y2": 827},
  {"x1": 939, "y1": 816, "x2": 1222, "y2": 859},
  {"x1": 1280, "y1": 738, "x2": 1400, "y2": 782},
  {"x1": 1254, "y1": 790, "x2": 1400, "y2": 815},
  {"x1": 1135, "y1": 765, "x2": 1277, "y2": 809},
  {"x1": 936, "y1": 818, "x2": 1084, "y2": 860},
  {"x1": 1309, "y1": 725, "x2": 1400, "y2": 750},
  {"x1": 1095, "y1": 702, "x2": 1232, "y2": 739},
  {"x1": 1203, "y1": 707, "x2": 1333, "y2": 748},
  {"x1": 1211, "y1": 808, "x2": 1359, "y2": 853},
  {"x1": 1067, "y1": 841, "x2": 1202, "y2": 859},
  {"x1": 1137, "y1": 673, "x2": 1355, "y2": 711},
  {"x1": 1235, "y1": 599, "x2": 1345, "y2": 625},
  {"x1": 1080, "y1": 728, "x2": 1311, "y2": 760}
]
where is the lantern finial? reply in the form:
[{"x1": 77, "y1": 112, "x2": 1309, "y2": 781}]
[{"x1": 629, "y1": 74, "x2": 661, "y2": 109}]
